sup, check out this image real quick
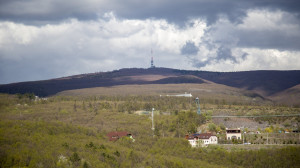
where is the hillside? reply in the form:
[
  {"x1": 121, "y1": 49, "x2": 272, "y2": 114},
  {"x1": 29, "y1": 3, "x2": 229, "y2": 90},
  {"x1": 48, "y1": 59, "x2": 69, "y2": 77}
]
[
  {"x1": 270, "y1": 84, "x2": 300, "y2": 106},
  {"x1": 58, "y1": 83, "x2": 270, "y2": 106},
  {"x1": 1, "y1": 69, "x2": 300, "y2": 167},
  {"x1": 0, "y1": 68, "x2": 300, "y2": 105},
  {"x1": 1, "y1": 92, "x2": 299, "y2": 167}
]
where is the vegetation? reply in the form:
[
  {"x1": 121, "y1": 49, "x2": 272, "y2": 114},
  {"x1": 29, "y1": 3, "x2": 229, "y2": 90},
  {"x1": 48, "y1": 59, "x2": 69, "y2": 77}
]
[{"x1": 0, "y1": 93, "x2": 299, "y2": 167}]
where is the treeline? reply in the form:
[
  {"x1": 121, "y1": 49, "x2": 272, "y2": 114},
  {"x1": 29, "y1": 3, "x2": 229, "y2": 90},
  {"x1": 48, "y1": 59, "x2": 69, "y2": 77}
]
[
  {"x1": 3, "y1": 93, "x2": 299, "y2": 133},
  {"x1": 50, "y1": 94, "x2": 291, "y2": 113}
]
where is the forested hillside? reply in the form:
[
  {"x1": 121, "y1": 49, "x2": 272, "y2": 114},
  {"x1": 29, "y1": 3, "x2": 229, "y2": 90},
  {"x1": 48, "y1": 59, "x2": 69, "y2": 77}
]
[{"x1": 0, "y1": 93, "x2": 299, "y2": 167}]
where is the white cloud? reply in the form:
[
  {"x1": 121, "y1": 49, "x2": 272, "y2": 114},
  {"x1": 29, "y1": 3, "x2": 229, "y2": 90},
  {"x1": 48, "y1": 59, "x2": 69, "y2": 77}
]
[
  {"x1": 194, "y1": 48, "x2": 300, "y2": 72},
  {"x1": 1, "y1": 9, "x2": 300, "y2": 84},
  {"x1": 188, "y1": 9, "x2": 300, "y2": 71},
  {"x1": 235, "y1": 49, "x2": 300, "y2": 71},
  {"x1": 0, "y1": 13, "x2": 206, "y2": 83},
  {"x1": 238, "y1": 9, "x2": 300, "y2": 33}
]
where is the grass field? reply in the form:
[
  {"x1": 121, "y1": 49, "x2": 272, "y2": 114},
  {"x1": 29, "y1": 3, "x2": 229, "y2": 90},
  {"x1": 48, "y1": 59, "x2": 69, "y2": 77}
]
[{"x1": 58, "y1": 83, "x2": 271, "y2": 105}]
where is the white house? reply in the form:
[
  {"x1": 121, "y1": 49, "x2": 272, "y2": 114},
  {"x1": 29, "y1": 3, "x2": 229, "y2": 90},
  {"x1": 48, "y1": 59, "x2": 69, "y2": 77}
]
[
  {"x1": 226, "y1": 128, "x2": 242, "y2": 140},
  {"x1": 187, "y1": 137, "x2": 201, "y2": 148},
  {"x1": 186, "y1": 133, "x2": 218, "y2": 147}
]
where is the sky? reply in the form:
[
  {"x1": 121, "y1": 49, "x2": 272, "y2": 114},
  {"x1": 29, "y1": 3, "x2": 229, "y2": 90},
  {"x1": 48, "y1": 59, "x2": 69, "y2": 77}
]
[{"x1": 0, "y1": 0, "x2": 300, "y2": 84}]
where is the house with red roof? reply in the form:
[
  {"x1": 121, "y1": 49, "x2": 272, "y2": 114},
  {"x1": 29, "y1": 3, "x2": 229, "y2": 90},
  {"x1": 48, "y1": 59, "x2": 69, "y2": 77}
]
[{"x1": 106, "y1": 131, "x2": 135, "y2": 142}]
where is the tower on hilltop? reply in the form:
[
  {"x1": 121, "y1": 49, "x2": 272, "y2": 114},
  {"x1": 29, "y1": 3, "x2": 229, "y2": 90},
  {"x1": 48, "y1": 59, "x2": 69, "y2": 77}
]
[{"x1": 150, "y1": 49, "x2": 155, "y2": 68}]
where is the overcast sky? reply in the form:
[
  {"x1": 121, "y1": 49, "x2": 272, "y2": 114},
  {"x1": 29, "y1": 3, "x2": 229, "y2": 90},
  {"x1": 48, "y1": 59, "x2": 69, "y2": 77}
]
[{"x1": 1, "y1": 0, "x2": 300, "y2": 84}]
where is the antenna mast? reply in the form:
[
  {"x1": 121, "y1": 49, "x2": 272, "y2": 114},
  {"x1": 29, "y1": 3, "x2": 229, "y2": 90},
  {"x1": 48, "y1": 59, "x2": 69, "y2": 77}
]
[
  {"x1": 150, "y1": 49, "x2": 155, "y2": 68},
  {"x1": 195, "y1": 97, "x2": 201, "y2": 115}
]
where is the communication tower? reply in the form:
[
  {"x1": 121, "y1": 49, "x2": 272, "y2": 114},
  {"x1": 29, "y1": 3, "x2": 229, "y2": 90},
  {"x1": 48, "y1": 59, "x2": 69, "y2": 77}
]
[
  {"x1": 150, "y1": 49, "x2": 155, "y2": 68},
  {"x1": 195, "y1": 97, "x2": 201, "y2": 115}
]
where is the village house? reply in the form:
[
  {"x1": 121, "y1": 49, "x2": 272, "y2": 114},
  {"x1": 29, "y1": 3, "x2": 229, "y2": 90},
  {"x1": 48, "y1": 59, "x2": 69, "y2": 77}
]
[
  {"x1": 106, "y1": 131, "x2": 135, "y2": 142},
  {"x1": 226, "y1": 128, "x2": 242, "y2": 140},
  {"x1": 185, "y1": 133, "x2": 218, "y2": 147}
]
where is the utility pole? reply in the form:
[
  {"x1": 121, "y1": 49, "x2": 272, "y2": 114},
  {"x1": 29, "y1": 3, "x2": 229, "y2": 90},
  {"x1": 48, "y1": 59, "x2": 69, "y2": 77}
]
[
  {"x1": 152, "y1": 108, "x2": 155, "y2": 137},
  {"x1": 195, "y1": 97, "x2": 201, "y2": 115},
  {"x1": 243, "y1": 131, "x2": 245, "y2": 144}
]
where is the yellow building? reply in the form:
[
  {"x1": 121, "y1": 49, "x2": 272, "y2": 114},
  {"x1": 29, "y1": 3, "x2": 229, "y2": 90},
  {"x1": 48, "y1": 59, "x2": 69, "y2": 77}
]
[{"x1": 226, "y1": 128, "x2": 242, "y2": 140}]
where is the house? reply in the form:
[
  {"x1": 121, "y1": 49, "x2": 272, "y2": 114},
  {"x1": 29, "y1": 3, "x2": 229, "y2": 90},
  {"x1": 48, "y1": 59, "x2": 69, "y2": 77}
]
[
  {"x1": 106, "y1": 131, "x2": 135, "y2": 142},
  {"x1": 226, "y1": 128, "x2": 242, "y2": 140},
  {"x1": 185, "y1": 133, "x2": 218, "y2": 147}
]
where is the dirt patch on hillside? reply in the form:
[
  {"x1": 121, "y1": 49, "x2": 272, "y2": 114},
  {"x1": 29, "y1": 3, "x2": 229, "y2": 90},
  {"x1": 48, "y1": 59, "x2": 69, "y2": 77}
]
[
  {"x1": 114, "y1": 75, "x2": 175, "y2": 82},
  {"x1": 213, "y1": 117, "x2": 268, "y2": 130}
]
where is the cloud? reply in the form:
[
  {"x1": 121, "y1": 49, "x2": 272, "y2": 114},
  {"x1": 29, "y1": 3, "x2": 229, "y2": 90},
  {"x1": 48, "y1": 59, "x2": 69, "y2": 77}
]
[
  {"x1": 1, "y1": 3, "x2": 300, "y2": 84},
  {"x1": 216, "y1": 46, "x2": 237, "y2": 63},
  {"x1": 236, "y1": 9, "x2": 300, "y2": 51},
  {"x1": 181, "y1": 41, "x2": 199, "y2": 55},
  {"x1": 185, "y1": 9, "x2": 300, "y2": 69},
  {"x1": 0, "y1": 13, "x2": 206, "y2": 83},
  {"x1": 0, "y1": 0, "x2": 105, "y2": 23},
  {"x1": 1, "y1": 0, "x2": 299, "y2": 26}
]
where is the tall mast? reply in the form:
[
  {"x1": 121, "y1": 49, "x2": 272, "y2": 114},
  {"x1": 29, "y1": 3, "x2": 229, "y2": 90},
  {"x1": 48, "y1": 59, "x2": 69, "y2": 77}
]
[{"x1": 150, "y1": 49, "x2": 155, "y2": 68}]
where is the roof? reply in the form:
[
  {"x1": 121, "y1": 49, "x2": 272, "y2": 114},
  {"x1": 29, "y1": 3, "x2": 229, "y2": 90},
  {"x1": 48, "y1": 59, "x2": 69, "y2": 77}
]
[
  {"x1": 197, "y1": 133, "x2": 214, "y2": 139},
  {"x1": 186, "y1": 133, "x2": 215, "y2": 140},
  {"x1": 226, "y1": 129, "x2": 241, "y2": 134},
  {"x1": 226, "y1": 128, "x2": 241, "y2": 130},
  {"x1": 106, "y1": 131, "x2": 132, "y2": 141}
]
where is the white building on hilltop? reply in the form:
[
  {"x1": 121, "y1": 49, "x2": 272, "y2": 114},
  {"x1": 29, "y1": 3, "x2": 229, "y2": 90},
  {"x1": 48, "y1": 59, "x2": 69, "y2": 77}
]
[{"x1": 160, "y1": 92, "x2": 192, "y2": 97}]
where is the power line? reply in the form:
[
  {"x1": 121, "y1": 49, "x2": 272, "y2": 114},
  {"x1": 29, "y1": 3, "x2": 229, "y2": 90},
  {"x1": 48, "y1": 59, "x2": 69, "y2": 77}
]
[{"x1": 211, "y1": 114, "x2": 300, "y2": 118}]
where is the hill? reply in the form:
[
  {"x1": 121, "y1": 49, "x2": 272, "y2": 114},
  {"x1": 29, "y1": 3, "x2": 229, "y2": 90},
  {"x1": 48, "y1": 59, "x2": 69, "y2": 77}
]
[
  {"x1": 270, "y1": 84, "x2": 300, "y2": 106},
  {"x1": 0, "y1": 68, "x2": 300, "y2": 105},
  {"x1": 58, "y1": 83, "x2": 269, "y2": 106},
  {"x1": 1, "y1": 70, "x2": 300, "y2": 167}
]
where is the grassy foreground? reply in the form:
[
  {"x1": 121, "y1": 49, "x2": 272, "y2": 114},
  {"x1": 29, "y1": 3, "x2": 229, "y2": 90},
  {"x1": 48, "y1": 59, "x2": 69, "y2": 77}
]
[{"x1": 0, "y1": 93, "x2": 299, "y2": 168}]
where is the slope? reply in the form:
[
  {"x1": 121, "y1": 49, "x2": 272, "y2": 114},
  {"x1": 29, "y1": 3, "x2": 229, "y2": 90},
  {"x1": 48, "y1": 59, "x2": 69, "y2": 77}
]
[{"x1": 0, "y1": 68, "x2": 300, "y2": 101}]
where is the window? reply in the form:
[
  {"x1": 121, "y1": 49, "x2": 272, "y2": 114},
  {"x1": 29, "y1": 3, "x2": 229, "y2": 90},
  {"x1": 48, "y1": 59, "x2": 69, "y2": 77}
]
[{"x1": 228, "y1": 137, "x2": 230, "y2": 140}]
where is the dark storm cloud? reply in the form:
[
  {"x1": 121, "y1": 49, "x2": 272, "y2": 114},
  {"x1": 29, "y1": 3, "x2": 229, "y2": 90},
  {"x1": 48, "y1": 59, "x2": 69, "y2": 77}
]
[
  {"x1": 192, "y1": 59, "x2": 210, "y2": 68},
  {"x1": 1, "y1": 0, "x2": 299, "y2": 51},
  {"x1": 1, "y1": 0, "x2": 300, "y2": 25},
  {"x1": 181, "y1": 41, "x2": 199, "y2": 55},
  {"x1": 115, "y1": 0, "x2": 300, "y2": 25},
  {"x1": 190, "y1": 46, "x2": 241, "y2": 68},
  {"x1": 181, "y1": 42, "x2": 239, "y2": 68},
  {"x1": 0, "y1": 0, "x2": 102, "y2": 24},
  {"x1": 237, "y1": 29, "x2": 300, "y2": 51},
  {"x1": 216, "y1": 46, "x2": 237, "y2": 63}
]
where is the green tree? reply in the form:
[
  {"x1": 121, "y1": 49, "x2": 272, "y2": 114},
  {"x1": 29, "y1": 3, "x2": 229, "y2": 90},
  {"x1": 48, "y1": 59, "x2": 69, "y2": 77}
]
[
  {"x1": 70, "y1": 152, "x2": 80, "y2": 166},
  {"x1": 73, "y1": 101, "x2": 77, "y2": 112},
  {"x1": 208, "y1": 123, "x2": 217, "y2": 132}
]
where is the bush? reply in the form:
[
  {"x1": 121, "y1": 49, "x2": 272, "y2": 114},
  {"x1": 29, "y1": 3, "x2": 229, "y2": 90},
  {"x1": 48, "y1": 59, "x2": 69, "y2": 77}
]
[{"x1": 70, "y1": 152, "x2": 80, "y2": 164}]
